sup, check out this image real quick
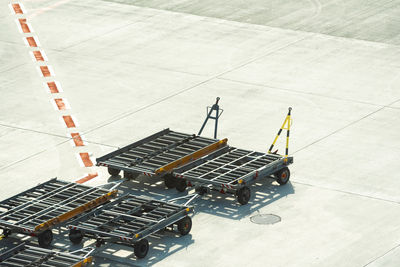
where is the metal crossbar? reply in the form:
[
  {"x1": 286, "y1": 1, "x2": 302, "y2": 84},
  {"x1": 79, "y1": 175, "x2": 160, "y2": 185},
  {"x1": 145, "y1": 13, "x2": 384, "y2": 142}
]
[
  {"x1": 0, "y1": 243, "x2": 92, "y2": 266},
  {"x1": 0, "y1": 179, "x2": 115, "y2": 232}
]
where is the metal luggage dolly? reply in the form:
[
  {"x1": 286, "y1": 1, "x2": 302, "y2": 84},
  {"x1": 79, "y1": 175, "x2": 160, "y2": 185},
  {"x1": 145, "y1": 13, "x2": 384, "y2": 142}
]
[
  {"x1": 0, "y1": 178, "x2": 117, "y2": 248},
  {"x1": 96, "y1": 129, "x2": 227, "y2": 189},
  {"x1": 172, "y1": 108, "x2": 294, "y2": 205},
  {"x1": 0, "y1": 242, "x2": 93, "y2": 266},
  {"x1": 67, "y1": 194, "x2": 193, "y2": 259}
]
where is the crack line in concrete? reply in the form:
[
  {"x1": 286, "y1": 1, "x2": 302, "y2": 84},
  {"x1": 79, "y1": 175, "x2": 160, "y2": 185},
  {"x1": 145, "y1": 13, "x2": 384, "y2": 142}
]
[
  {"x1": 363, "y1": 243, "x2": 400, "y2": 266},
  {"x1": 82, "y1": 34, "x2": 315, "y2": 135},
  {"x1": 293, "y1": 97, "x2": 400, "y2": 154},
  {"x1": 218, "y1": 77, "x2": 387, "y2": 108},
  {"x1": 293, "y1": 180, "x2": 400, "y2": 205}
]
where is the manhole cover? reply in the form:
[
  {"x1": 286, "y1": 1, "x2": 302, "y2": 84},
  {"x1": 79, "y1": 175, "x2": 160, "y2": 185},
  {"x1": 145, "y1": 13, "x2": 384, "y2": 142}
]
[{"x1": 250, "y1": 214, "x2": 281, "y2": 225}]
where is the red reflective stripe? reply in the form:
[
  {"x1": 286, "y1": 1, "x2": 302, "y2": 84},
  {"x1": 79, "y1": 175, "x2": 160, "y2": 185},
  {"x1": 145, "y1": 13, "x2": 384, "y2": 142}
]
[
  {"x1": 12, "y1": 3, "x2": 23, "y2": 14},
  {"x1": 40, "y1": 66, "x2": 51, "y2": 77},
  {"x1": 47, "y1": 82, "x2": 59, "y2": 93},
  {"x1": 54, "y1": 98, "x2": 66, "y2": 110},
  {"x1": 19, "y1": 19, "x2": 30, "y2": 33},
  {"x1": 79, "y1": 153, "x2": 93, "y2": 167},
  {"x1": 63, "y1": 115, "x2": 76, "y2": 128},
  {"x1": 33, "y1": 51, "x2": 44, "y2": 61},
  {"x1": 26, "y1": 37, "x2": 37, "y2": 47}
]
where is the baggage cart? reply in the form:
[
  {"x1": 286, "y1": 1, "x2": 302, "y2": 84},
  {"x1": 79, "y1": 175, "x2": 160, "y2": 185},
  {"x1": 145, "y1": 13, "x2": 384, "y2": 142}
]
[
  {"x1": 96, "y1": 128, "x2": 227, "y2": 187},
  {"x1": 67, "y1": 194, "x2": 193, "y2": 259},
  {"x1": 173, "y1": 146, "x2": 293, "y2": 205},
  {"x1": 0, "y1": 178, "x2": 117, "y2": 248}
]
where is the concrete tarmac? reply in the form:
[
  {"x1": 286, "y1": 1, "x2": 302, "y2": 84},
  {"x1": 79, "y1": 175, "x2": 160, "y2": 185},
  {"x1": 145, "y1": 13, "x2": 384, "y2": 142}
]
[{"x1": 1, "y1": 0, "x2": 400, "y2": 266}]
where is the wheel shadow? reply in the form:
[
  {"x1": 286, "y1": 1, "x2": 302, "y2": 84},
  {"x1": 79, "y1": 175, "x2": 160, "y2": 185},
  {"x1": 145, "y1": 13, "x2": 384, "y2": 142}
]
[
  {"x1": 193, "y1": 178, "x2": 295, "y2": 220},
  {"x1": 105, "y1": 174, "x2": 295, "y2": 221},
  {"x1": 90, "y1": 232, "x2": 194, "y2": 267}
]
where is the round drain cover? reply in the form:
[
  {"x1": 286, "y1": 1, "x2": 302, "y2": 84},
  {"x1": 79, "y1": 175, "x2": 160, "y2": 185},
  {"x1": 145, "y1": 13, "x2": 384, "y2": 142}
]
[{"x1": 250, "y1": 214, "x2": 281, "y2": 225}]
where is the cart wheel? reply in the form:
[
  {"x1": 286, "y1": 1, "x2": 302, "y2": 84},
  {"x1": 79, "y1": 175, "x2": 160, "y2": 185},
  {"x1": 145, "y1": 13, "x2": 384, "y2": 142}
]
[
  {"x1": 108, "y1": 167, "x2": 120, "y2": 176},
  {"x1": 69, "y1": 229, "x2": 84, "y2": 245},
  {"x1": 236, "y1": 186, "x2": 251, "y2": 205},
  {"x1": 275, "y1": 167, "x2": 290, "y2": 185},
  {"x1": 134, "y1": 239, "x2": 149, "y2": 259},
  {"x1": 1, "y1": 229, "x2": 11, "y2": 238},
  {"x1": 124, "y1": 171, "x2": 138, "y2": 180},
  {"x1": 38, "y1": 229, "x2": 53, "y2": 248},
  {"x1": 164, "y1": 174, "x2": 177, "y2": 189},
  {"x1": 176, "y1": 179, "x2": 187, "y2": 192},
  {"x1": 177, "y1": 216, "x2": 192, "y2": 236},
  {"x1": 95, "y1": 239, "x2": 105, "y2": 248}
]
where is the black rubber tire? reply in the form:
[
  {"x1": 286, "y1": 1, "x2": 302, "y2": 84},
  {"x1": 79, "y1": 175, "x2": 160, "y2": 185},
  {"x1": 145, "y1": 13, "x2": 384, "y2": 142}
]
[
  {"x1": 124, "y1": 171, "x2": 138, "y2": 180},
  {"x1": 69, "y1": 229, "x2": 84, "y2": 245},
  {"x1": 38, "y1": 229, "x2": 53, "y2": 248},
  {"x1": 164, "y1": 174, "x2": 177, "y2": 189},
  {"x1": 275, "y1": 167, "x2": 290, "y2": 185},
  {"x1": 177, "y1": 216, "x2": 192, "y2": 236},
  {"x1": 176, "y1": 179, "x2": 187, "y2": 192},
  {"x1": 236, "y1": 186, "x2": 251, "y2": 205},
  {"x1": 1, "y1": 229, "x2": 11, "y2": 238},
  {"x1": 108, "y1": 167, "x2": 120, "y2": 176},
  {"x1": 95, "y1": 239, "x2": 104, "y2": 248},
  {"x1": 134, "y1": 239, "x2": 149, "y2": 259}
]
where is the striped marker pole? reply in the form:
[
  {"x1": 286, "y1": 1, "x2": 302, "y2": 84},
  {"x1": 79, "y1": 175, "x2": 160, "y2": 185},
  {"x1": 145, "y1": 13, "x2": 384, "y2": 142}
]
[
  {"x1": 268, "y1": 107, "x2": 292, "y2": 159},
  {"x1": 9, "y1": 2, "x2": 98, "y2": 184}
]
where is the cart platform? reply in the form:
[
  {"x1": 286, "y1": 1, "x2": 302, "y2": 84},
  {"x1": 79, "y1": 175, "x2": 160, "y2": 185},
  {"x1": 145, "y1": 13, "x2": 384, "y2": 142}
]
[
  {"x1": 173, "y1": 146, "x2": 293, "y2": 205},
  {"x1": 96, "y1": 128, "x2": 227, "y2": 178},
  {"x1": 68, "y1": 194, "x2": 193, "y2": 258}
]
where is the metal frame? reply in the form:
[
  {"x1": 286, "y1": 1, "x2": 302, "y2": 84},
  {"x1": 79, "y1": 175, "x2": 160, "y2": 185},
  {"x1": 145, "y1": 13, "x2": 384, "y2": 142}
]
[
  {"x1": 173, "y1": 146, "x2": 293, "y2": 194},
  {"x1": 68, "y1": 194, "x2": 193, "y2": 257},
  {"x1": 198, "y1": 97, "x2": 223, "y2": 139},
  {"x1": 96, "y1": 128, "x2": 227, "y2": 177},
  {"x1": 0, "y1": 178, "x2": 117, "y2": 244},
  {"x1": 0, "y1": 243, "x2": 93, "y2": 266}
]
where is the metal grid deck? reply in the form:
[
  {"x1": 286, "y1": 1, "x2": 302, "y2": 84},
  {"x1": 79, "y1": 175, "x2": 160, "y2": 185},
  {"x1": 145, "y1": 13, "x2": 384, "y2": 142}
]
[
  {"x1": 96, "y1": 128, "x2": 226, "y2": 176},
  {"x1": 0, "y1": 243, "x2": 92, "y2": 267},
  {"x1": 69, "y1": 194, "x2": 192, "y2": 243},
  {"x1": 0, "y1": 178, "x2": 117, "y2": 234},
  {"x1": 174, "y1": 146, "x2": 292, "y2": 189}
]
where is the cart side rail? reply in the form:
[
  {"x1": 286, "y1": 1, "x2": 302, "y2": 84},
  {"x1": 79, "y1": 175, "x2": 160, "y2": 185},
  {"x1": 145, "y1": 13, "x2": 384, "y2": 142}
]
[
  {"x1": 175, "y1": 156, "x2": 293, "y2": 189},
  {"x1": 68, "y1": 206, "x2": 192, "y2": 243},
  {"x1": 237, "y1": 156, "x2": 293, "y2": 185},
  {"x1": 71, "y1": 256, "x2": 93, "y2": 267},
  {"x1": 155, "y1": 138, "x2": 228, "y2": 175},
  {"x1": 96, "y1": 128, "x2": 170, "y2": 163},
  {"x1": 0, "y1": 220, "x2": 35, "y2": 232}
]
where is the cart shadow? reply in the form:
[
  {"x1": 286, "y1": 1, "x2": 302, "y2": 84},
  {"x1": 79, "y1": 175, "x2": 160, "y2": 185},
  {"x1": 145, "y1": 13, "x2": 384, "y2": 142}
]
[
  {"x1": 20, "y1": 228, "x2": 195, "y2": 267},
  {"x1": 193, "y1": 178, "x2": 295, "y2": 220},
  {"x1": 89, "y1": 233, "x2": 194, "y2": 267},
  {"x1": 106, "y1": 174, "x2": 295, "y2": 221}
]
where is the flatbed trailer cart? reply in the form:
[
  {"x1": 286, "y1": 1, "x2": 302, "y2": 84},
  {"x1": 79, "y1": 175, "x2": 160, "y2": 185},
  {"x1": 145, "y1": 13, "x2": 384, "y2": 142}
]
[
  {"x1": 172, "y1": 146, "x2": 293, "y2": 205},
  {"x1": 67, "y1": 194, "x2": 193, "y2": 259},
  {"x1": 96, "y1": 128, "x2": 227, "y2": 189},
  {"x1": 172, "y1": 108, "x2": 294, "y2": 205},
  {"x1": 0, "y1": 243, "x2": 93, "y2": 267},
  {"x1": 0, "y1": 178, "x2": 117, "y2": 248}
]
